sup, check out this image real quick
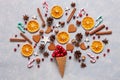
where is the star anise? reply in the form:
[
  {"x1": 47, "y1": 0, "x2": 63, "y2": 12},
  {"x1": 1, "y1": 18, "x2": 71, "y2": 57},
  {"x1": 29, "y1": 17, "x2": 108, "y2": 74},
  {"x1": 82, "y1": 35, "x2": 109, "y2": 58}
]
[
  {"x1": 43, "y1": 51, "x2": 49, "y2": 57},
  {"x1": 23, "y1": 15, "x2": 29, "y2": 21},
  {"x1": 75, "y1": 33, "x2": 83, "y2": 41},
  {"x1": 81, "y1": 63, "x2": 87, "y2": 68},
  {"x1": 74, "y1": 50, "x2": 82, "y2": 60},
  {"x1": 47, "y1": 17, "x2": 54, "y2": 26},
  {"x1": 102, "y1": 38, "x2": 108, "y2": 45},
  {"x1": 39, "y1": 44, "x2": 45, "y2": 51},
  {"x1": 50, "y1": 34, "x2": 55, "y2": 42}
]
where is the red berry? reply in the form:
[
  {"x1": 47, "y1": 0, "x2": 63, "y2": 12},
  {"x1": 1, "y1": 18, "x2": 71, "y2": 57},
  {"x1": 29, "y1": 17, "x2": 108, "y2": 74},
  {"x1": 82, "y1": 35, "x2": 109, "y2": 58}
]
[
  {"x1": 79, "y1": 14, "x2": 82, "y2": 17},
  {"x1": 17, "y1": 44, "x2": 20, "y2": 47},
  {"x1": 86, "y1": 13, "x2": 88, "y2": 16},
  {"x1": 103, "y1": 53, "x2": 106, "y2": 57},
  {"x1": 52, "y1": 53, "x2": 56, "y2": 57},
  {"x1": 69, "y1": 56, "x2": 72, "y2": 60},
  {"x1": 56, "y1": 54, "x2": 60, "y2": 57},
  {"x1": 42, "y1": 58, "x2": 44, "y2": 62},
  {"x1": 96, "y1": 56, "x2": 99, "y2": 59},
  {"x1": 106, "y1": 27, "x2": 108, "y2": 30},
  {"x1": 50, "y1": 58, "x2": 53, "y2": 62},
  {"x1": 107, "y1": 49, "x2": 110, "y2": 53},
  {"x1": 14, "y1": 48, "x2": 17, "y2": 52},
  {"x1": 78, "y1": 59, "x2": 81, "y2": 63},
  {"x1": 61, "y1": 53, "x2": 64, "y2": 57},
  {"x1": 15, "y1": 35, "x2": 17, "y2": 37},
  {"x1": 98, "y1": 35, "x2": 100, "y2": 39},
  {"x1": 93, "y1": 36, "x2": 95, "y2": 40}
]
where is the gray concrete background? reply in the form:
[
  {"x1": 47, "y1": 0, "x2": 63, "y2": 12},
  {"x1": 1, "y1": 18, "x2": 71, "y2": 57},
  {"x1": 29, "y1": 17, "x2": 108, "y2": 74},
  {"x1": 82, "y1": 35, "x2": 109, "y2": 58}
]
[{"x1": 0, "y1": 0, "x2": 120, "y2": 80}]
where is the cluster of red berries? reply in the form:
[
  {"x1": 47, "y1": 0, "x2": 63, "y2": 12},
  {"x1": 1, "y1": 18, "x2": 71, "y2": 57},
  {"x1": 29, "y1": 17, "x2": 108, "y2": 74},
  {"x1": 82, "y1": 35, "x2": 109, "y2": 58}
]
[{"x1": 52, "y1": 45, "x2": 67, "y2": 57}]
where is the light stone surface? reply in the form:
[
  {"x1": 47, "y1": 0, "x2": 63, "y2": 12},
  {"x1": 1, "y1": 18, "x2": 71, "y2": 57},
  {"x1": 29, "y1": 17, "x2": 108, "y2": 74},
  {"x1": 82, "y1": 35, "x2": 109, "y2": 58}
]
[{"x1": 0, "y1": 0, "x2": 120, "y2": 80}]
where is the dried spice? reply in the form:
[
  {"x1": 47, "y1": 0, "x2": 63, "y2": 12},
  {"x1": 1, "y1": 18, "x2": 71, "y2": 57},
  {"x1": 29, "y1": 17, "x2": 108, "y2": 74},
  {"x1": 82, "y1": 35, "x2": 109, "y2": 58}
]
[
  {"x1": 60, "y1": 22, "x2": 65, "y2": 27},
  {"x1": 50, "y1": 34, "x2": 55, "y2": 42},
  {"x1": 102, "y1": 38, "x2": 108, "y2": 45},
  {"x1": 47, "y1": 17, "x2": 54, "y2": 26},
  {"x1": 23, "y1": 15, "x2": 29, "y2": 21},
  {"x1": 74, "y1": 50, "x2": 82, "y2": 60},
  {"x1": 71, "y1": 39, "x2": 77, "y2": 44},
  {"x1": 39, "y1": 30, "x2": 44, "y2": 35},
  {"x1": 81, "y1": 63, "x2": 87, "y2": 68},
  {"x1": 76, "y1": 20, "x2": 81, "y2": 26},
  {"x1": 71, "y1": 2, "x2": 76, "y2": 7},
  {"x1": 43, "y1": 51, "x2": 49, "y2": 57},
  {"x1": 36, "y1": 58, "x2": 41, "y2": 64},
  {"x1": 75, "y1": 42, "x2": 79, "y2": 47},
  {"x1": 39, "y1": 44, "x2": 45, "y2": 51},
  {"x1": 75, "y1": 33, "x2": 83, "y2": 41},
  {"x1": 81, "y1": 56, "x2": 86, "y2": 62}
]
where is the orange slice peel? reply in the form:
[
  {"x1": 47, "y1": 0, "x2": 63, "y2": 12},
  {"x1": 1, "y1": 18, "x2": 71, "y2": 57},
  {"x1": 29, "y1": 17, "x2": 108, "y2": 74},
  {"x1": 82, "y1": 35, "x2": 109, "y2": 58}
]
[
  {"x1": 90, "y1": 40, "x2": 104, "y2": 54},
  {"x1": 21, "y1": 44, "x2": 33, "y2": 57},
  {"x1": 27, "y1": 20, "x2": 40, "y2": 33},
  {"x1": 81, "y1": 16, "x2": 95, "y2": 31},
  {"x1": 51, "y1": 5, "x2": 63, "y2": 18},
  {"x1": 56, "y1": 31, "x2": 70, "y2": 44}
]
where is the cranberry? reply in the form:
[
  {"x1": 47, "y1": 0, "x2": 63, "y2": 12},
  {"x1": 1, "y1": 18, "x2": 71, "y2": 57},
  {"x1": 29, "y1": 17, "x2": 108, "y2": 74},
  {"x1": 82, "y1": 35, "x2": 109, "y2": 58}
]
[
  {"x1": 28, "y1": 57, "x2": 30, "y2": 60},
  {"x1": 69, "y1": 56, "x2": 72, "y2": 60},
  {"x1": 79, "y1": 14, "x2": 82, "y2": 17},
  {"x1": 15, "y1": 35, "x2": 17, "y2": 37},
  {"x1": 103, "y1": 53, "x2": 106, "y2": 57},
  {"x1": 86, "y1": 13, "x2": 88, "y2": 16},
  {"x1": 56, "y1": 54, "x2": 60, "y2": 57},
  {"x1": 106, "y1": 27, "x2": 108, "y2": 30},
  {"x1": 52, "y1": 53, "x2": 56, "y2": 57},
  {"x1": 96, "y1": 56, "x2": 99, "y2": 59},
  {"x1": 37, "y1": 64, "x2": 40, "y2": 68},
  {"x1": 42, "y1": 58, "x2": 44, "y2": 62},
  {"x1": 45, "y1": 13, "x2": 47, "y2": 17},
  {"x1": 65, "y1": 13, "x2": 68, "y2": 16},
  {"x1": 61, "y1": 53, "x2": 64, "y2": 57},
  {"x1": 42, "y1": 36, "x2": 44, "y2": 39},
  {"x1": 50, "y1": 58, "x2": 53, "y2": 62},
  {"x1": 93, "y1": 36, "x2": 95, "y2": 40},
  {"x1": 34, "y1": 46, "x2": 36, "y2": 48},
  {"x1": 107, "y1": 49, "x2": 110, "y2": 53},
  {"x1": 78, "y1": 59, "x2": 81, "y2": 63},
  {"x1": 98, "y1": 35, "x2": 100, "y2": 39},
  {"x1": 71, "y1": 50, "x2": 73, "y2": 53},
  {"x1": 14, "y1": 48, "x2": 17, "y2": 52},
  {"x1": 17, "y1": 44, "x2": 20, "y2": 47}
]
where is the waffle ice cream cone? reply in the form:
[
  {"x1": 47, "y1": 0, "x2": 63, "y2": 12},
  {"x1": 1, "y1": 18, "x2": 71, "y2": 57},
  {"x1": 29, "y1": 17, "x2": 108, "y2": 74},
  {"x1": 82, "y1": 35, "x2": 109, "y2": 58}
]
[{"x1": 56, "y1": 56, "x2": 67, "y2": 78}]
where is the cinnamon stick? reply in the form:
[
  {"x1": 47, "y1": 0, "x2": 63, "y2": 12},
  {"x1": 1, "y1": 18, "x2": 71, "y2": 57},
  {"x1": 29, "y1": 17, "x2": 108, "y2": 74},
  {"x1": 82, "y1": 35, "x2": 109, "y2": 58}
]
[
  {"x1": 67, "y1": 8, "x2": 76, "y2": 23},
  {"x1": 20, "y1": 33, "x2": 32, "y2": 44},
  {"x1": 96, "y1": 31, "x2": 112, "y2": 35},
  {"x1": 37, "y1": 8, "x2": 46, "y2": 27},
  {"x1": 89, "y1": 24, "x2": 105, "y2": 35},
  {"x1": 10, "y1": 38, "x2": 26, "y2": 42}
]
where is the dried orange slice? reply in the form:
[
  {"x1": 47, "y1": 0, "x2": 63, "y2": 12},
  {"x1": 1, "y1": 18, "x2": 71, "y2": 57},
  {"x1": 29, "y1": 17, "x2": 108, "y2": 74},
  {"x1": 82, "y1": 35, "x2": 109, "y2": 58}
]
[
  {"x1": 27, "y1": 20, "x2": 39, "y2": 33},
  {"x1": 21, "y1": 44, "x2": 33, "y2": 57},
  {"x1": 51, "y1": 5, "x2": 63, "y2": 18},
  {"x1": 81, "y1": 16, "x2": 95, "y2": 31},
  {"x1": 56, "y1": 31, "x2": 69, "y2": 44},
  {"x1": 91, "y1": 40, "x2": 104, "y2": 54}
]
